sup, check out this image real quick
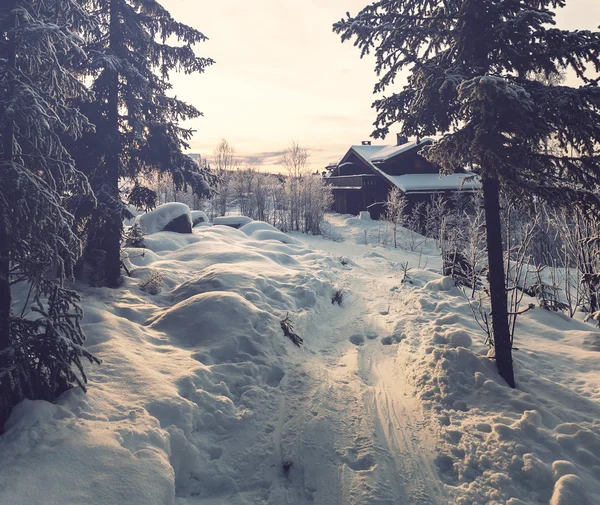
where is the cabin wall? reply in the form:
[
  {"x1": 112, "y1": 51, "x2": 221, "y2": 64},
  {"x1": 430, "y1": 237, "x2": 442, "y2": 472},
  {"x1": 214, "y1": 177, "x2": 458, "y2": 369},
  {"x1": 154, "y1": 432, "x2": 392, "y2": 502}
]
[
  {"x1": 337, "y1": 152, "x2": 371, "y2": 176},
  {"x1": 332, "y1": 179, "x2": 388, "y2": 217}
]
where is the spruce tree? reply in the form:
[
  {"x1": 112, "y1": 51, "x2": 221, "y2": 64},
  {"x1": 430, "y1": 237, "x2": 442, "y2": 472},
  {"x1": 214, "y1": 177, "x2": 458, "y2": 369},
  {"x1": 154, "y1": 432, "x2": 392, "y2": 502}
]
[
  {"x1": 334, "y1": 1, "x2": 600, "y2": 387},
  {"x1": 72, "y1": 0, "x2": 214, "y2": 287},
  {"x1": 0, "y1": 0, "x2": 99, "y2": 425}
]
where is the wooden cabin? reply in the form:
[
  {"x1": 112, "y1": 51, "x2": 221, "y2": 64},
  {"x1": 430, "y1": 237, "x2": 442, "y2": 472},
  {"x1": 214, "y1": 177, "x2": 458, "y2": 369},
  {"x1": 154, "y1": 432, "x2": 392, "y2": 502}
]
[{"x1": 325, "y1": 136, "x2": 480, "y2": 219}]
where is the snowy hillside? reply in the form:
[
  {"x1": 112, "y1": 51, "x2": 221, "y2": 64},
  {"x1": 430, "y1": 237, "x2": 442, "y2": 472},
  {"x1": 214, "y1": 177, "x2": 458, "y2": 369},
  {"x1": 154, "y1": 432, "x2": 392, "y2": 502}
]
[{"x1": 1, "y1": 214, "x2": 599, "y2": 505}]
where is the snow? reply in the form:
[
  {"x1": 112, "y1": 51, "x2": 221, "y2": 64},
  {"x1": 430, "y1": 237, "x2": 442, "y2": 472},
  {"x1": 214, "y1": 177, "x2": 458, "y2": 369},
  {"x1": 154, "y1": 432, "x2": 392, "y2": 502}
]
[
  {"x1": 2, "y1": 214, "x2": 600, "y2": 505},
  {"x1": 136, "y1": 203, "x2": 193, "y2": 235}
]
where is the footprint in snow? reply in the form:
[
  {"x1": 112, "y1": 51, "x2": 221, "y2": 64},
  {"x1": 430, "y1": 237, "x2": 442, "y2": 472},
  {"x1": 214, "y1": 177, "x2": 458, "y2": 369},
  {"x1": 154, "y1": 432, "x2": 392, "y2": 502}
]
[
  {"x1": 349, "y1": 334, "x2": 365, "y2": 346},
  {"x1": 343, "y1": 448, "x2": 376, "y2": 472},
  {"x1": 381, "y1": 334, "x2": 405, "y2": 346}
]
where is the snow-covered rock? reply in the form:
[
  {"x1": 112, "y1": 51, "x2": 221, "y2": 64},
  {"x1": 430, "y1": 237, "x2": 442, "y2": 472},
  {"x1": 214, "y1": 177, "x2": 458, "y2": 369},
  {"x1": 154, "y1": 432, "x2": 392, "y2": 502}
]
[
  {"x1": 136, "y1": 202, "x2": 192, "y2": 235},
  {"x1": 190, "y1": 210, "x2": 209, "y2": 227},
  {"x1": 212, "y1": 216, "x2": 252, "y2": 229}
]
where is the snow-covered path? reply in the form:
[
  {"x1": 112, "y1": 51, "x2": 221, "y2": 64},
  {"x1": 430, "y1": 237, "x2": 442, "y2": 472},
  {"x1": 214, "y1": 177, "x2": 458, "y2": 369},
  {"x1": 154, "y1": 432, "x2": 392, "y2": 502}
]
[{"x1": 268, "y1": 234, "x2": 446, "y2": 505}]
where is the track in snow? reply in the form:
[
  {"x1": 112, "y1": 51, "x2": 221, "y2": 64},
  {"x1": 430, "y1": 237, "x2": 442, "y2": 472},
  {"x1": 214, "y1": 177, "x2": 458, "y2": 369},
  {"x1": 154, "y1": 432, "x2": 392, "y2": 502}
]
[{"x1": 268, "y1": 255, "x2": 446, "y2": 505}]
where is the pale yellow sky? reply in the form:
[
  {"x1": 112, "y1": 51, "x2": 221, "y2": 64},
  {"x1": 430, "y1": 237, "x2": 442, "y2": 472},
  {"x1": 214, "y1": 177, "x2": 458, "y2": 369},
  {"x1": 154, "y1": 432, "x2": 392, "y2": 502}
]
[{"x1": 162, "y1": 0, "x2": 600, "y2": 172}]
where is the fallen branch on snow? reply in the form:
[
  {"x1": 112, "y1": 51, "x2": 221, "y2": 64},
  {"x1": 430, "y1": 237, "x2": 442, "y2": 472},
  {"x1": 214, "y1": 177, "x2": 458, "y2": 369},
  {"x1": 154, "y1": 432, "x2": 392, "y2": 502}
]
[{"x1": 280, "y1": 313, "x2": 303, "y2": 346}]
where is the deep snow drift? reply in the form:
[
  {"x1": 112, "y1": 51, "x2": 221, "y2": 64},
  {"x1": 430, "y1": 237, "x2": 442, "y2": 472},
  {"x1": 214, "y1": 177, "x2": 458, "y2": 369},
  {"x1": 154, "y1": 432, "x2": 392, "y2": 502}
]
[{"x1": 1, "y1": 212, "x2": 599, "y2": 505}]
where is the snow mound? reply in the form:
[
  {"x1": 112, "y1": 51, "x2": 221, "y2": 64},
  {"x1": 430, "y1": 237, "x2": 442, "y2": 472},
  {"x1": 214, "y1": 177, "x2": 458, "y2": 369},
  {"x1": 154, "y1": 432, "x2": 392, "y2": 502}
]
[
  {"x1": 239, "y1": 220, "x2": 280, "y2": 236},
  {"x1": 363, "y1": 251, "x2": 387, "y2": 259},
  {"x1": 445, "y1": 329, "x2": 472, "y2": 348},
  {"x1": 150, "y1": 291, "x2": 272, "y2": 350},
  {"x1": 143, "y1": 231, "x2": 202, "y2": 253},
  {"x1": 424, "y1": 276, "x2": 455, "y2": 291},
  {"x1": 212, "y1": 216, "x2": 252, "y2": 228},
  {"x1": 250, "y1": 229, "x2": 302, "y2": 245},
  {"x1": 197, "y1": 224, "x2": 248, "y2": 241},
  {"x1": 136, "y1": 203, "x2": 192, "y2": 235}
]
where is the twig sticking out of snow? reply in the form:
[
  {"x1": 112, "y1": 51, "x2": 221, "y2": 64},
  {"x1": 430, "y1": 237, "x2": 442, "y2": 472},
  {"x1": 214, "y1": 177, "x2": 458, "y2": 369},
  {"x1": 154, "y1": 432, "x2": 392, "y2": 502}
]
[{"x1": 280, "y1": 313, "x2": 304, "y2": 346}]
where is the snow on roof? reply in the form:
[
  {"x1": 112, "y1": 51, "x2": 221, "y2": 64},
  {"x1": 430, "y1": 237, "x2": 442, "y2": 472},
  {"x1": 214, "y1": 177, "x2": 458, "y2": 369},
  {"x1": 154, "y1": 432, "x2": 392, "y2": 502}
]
[
  {"x1": 371, "y1": 138, "x2": 435, "y2": 162},
  {"x1": 351, "y1": 144, "x2": 388, "y2": 160},
  {"x1": 382, "y1": 173, "x2": 481, "y2": 193}
]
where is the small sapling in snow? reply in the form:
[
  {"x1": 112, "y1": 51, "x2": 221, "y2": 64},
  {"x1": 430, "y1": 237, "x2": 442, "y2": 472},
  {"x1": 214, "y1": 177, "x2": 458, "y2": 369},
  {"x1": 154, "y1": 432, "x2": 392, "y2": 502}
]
[
  {"x1": 400, "y1": 262, "x2": 413, "y2": 285},
  {"x1": 124, "y1": 223, "x2": 146, "y2": 248}
]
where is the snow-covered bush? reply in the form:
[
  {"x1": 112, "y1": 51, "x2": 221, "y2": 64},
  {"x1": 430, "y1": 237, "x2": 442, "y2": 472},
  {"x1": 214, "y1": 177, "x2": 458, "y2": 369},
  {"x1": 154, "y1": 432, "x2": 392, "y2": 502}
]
[
  {"x1": 297, "y1": 174, "x2": 333, "y2": 235},
  {"x1": 384, "y1": 187, "x2": 406, "y2": 248},
  {"x1": 400, "y1": 202, "x2": 427, "y2": 252}
]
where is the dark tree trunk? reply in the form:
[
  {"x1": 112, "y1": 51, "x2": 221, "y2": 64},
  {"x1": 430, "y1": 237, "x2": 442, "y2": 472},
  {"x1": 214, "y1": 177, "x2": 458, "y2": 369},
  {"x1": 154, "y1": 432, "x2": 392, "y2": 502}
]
[
  {"x1": 103, "y1": 0, "x2": 123, "y2": 288},
  {"x1": 482, "y1": 175, "x2": 515, "y2": 388},
  {"x1": 0, "y1": 0, "x2": 17, "y2": 353}
]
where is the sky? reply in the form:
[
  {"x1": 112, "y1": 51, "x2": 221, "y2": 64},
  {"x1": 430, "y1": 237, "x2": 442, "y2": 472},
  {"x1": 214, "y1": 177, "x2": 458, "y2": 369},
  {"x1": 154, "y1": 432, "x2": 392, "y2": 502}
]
[{"x1": 162, "y1": 0, "x2": 600, "y2": 172}]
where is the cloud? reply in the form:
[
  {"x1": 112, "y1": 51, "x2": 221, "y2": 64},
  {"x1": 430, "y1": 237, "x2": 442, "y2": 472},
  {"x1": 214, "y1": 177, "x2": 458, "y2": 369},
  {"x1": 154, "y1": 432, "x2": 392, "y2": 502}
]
[{"x1": 241, "y1": 150, "x2": 287, "y2": 166}]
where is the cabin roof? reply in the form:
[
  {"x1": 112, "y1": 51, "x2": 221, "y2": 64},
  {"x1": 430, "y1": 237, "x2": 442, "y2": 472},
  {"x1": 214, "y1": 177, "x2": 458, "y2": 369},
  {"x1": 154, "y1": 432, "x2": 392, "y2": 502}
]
[{"x1": 378, "y1": 173, "x2": 480, "y2": 193}]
